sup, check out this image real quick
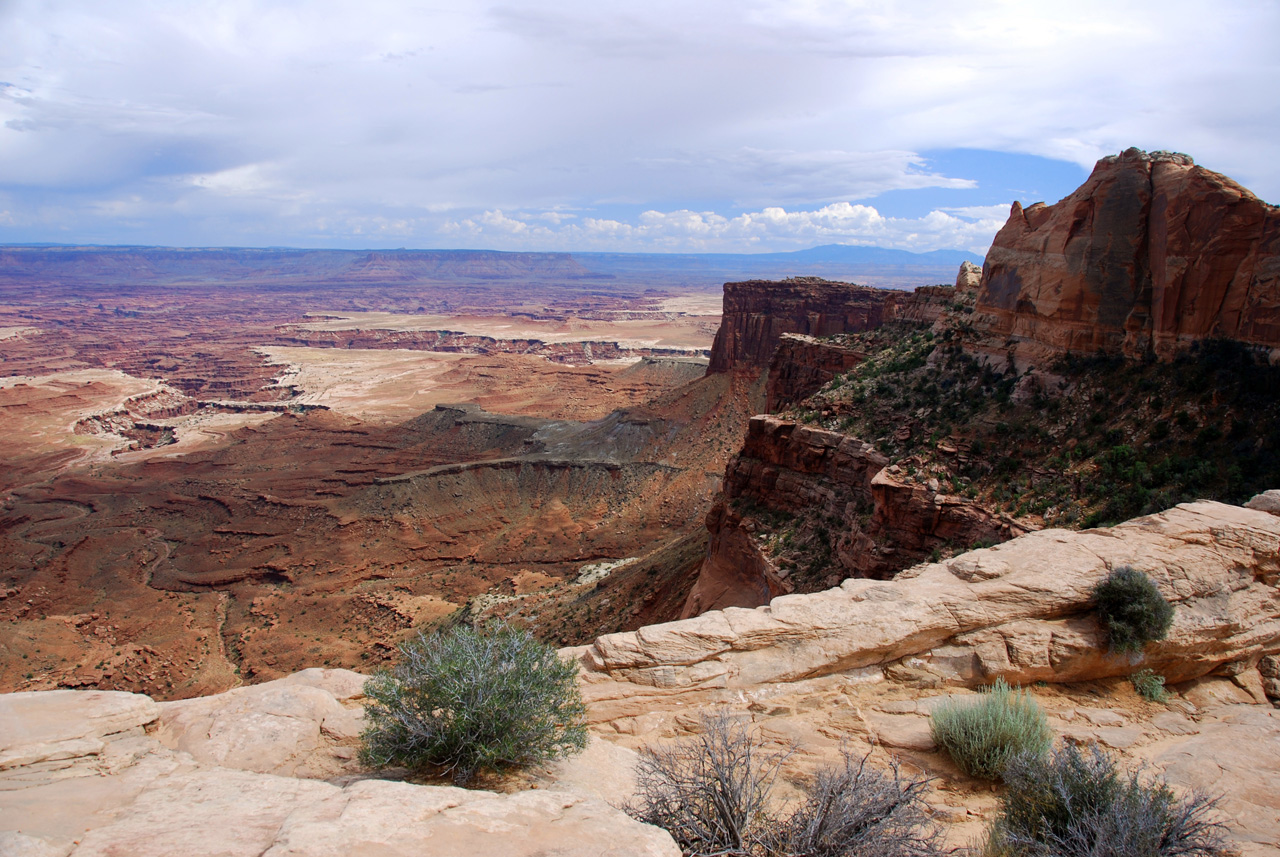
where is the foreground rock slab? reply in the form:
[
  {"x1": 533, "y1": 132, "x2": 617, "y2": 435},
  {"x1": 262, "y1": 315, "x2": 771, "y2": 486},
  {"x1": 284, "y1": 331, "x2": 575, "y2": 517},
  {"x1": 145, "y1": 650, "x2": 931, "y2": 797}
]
[
  {"x1": 0, "y1": 672, "x2": 678, "y2": 857},
  {"x1": 583, "y1": 500, "x2": 1280, "y2": 694}
]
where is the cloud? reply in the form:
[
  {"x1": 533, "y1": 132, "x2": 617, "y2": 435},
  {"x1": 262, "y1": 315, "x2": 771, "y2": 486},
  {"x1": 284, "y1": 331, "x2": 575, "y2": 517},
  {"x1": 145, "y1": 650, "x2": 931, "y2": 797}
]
[
  {"x1": 445, "y1": 200, "x2": 1007, "y2": 254},
  {"x1": 0, "y1": 0, "x2": 1275, "y2": 250}
]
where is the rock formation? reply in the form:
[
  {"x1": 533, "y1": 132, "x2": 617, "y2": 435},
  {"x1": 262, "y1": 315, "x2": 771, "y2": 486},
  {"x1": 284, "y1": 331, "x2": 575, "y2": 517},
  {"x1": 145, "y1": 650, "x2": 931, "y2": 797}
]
[
  {"x1": 5, "y1": 497, "x2": 1280, "y2": 855},
  {"x1": 589, "y1": 498, "x2": 1280, "y2": 693},
  {"x1": 706, "y1": 278, "x2": 894, "y2": 373},
  {"x1": 0, "y1": 668, "x2": 677, "y2": 857},
  {"x1": 683, "y1": 416, "x2": 1026, "y2": 616},
  {"x1": 975, "y1": 148, "x2": 1280, "y2": 362},
  {"x1": 765, "y1": 334, "x2": 866, "y2": 412}
]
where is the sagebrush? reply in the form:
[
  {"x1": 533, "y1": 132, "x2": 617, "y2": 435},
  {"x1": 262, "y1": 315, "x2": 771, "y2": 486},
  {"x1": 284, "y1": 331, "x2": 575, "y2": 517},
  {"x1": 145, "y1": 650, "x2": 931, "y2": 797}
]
[
  {"x1": 987, "y1": 743, "x2": 1228, "y2": 857},
  {"x1": 1130, "y1": 668, "x2": 1169, "y2": 702},
  {"x1": 628, "y1": 710, "x2": 942, "y2": 857},
  {"x1": 359, "y1": 623, "x2": 587, "y2": 783},
  {"x1": 929, "y1": 678, "x2": 1051, "y2": 780},
  {"x1": 1093, "y1": 566, "x2": 1174, "y2": 654}
]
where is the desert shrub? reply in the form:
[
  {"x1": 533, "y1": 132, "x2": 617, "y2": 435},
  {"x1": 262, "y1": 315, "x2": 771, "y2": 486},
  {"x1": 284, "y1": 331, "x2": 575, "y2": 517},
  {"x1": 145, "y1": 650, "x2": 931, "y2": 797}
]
[
  {"x1": 628, "y1": 711, "x2": 941, "y2": 857},
  {"x1": 929, "y1": 679, "x2": 1051, "y2": 780},
  {"x1": 772, "y1": 752, "x2": 942, "y2": 857},
  {"x1": 1130, "y1": 668, "x2": 1169, "y2": 703},
  {"x1": 359, "y1": 623, "x2": 587, "y2": 783},
  {"x1": 1093, "y1": 566, "x2": 1175, "y2": 654},
  {"x1": 630, "y1": 711, "x2": 785, "y2": 855},
  {"x1": 987, "y1": 744, "x2": 1228, "y2": 857}
]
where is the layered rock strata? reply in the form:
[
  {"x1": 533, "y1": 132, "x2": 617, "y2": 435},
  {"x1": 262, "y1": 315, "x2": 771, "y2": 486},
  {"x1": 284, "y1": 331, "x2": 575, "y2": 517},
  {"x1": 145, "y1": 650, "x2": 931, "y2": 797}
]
[
  {"x1": 683, "y1": 416, "x2": 1025, "y2": 616},
  {"x1": 590, "y1": 500, "x2": 1280, "y2": 693},
  {"x1": 706, "y1": 277, "x2": 894, "y2": 373},
  {"x1": 765, "y1": 334, "x2": 866, "y2": 412},
  {"x1": 975, "y1": 148, "x2": 1280, "y2": 362}
]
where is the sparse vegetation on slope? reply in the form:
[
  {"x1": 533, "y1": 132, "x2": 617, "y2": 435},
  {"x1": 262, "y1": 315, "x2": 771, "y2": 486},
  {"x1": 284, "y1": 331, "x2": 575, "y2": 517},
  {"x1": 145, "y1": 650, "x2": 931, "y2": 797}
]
[{"x1": 785, "y1": 323, "x2": 1280, "y2": 533}]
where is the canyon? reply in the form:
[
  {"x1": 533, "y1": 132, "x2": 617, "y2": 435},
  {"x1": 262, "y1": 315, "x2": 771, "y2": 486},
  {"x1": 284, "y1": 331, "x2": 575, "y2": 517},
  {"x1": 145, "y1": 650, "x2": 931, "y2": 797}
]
[{"x1": 3, "y1": 148, "x2": 1280, "y2": 854}]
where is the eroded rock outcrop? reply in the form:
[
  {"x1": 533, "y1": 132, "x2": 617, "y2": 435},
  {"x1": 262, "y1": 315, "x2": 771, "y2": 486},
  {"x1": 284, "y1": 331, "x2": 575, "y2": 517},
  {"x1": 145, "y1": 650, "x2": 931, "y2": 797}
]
[
  {"x1": 765, "y1": 334, "x2": 866, "y2": 412},
  {"x1": 707, "y1": 278, "x2": 894, "y2": 373},
  {"x1": 975, "y1": 148, "x2": 1280, "y2": 362},
  {"x1": 683, "y1": 416, "x2": 1024, "y2": 616},
  {"x1": 595, "y1": 499, "x2": 1280, "y2": 692}
]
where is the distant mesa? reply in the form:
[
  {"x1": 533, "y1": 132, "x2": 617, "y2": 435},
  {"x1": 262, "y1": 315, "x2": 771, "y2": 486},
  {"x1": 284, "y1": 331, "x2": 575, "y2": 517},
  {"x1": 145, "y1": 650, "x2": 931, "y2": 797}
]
[{"x1": 0, "y1": 247, "x2": 606, "y2": 285}]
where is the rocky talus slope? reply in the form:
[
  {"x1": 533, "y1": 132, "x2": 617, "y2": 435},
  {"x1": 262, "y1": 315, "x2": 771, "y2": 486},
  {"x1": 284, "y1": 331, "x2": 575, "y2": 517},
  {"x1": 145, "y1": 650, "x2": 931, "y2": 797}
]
[{"x1": 4, "y1": 496, "x2": 1280, "y2": 855}]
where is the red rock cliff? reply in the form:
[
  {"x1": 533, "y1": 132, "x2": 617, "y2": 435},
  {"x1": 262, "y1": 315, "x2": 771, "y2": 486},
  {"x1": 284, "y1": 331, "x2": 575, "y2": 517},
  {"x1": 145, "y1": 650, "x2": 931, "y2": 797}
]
[
  {"x1": 683, "y1": 417, "x2": 1024, "y2": 617},
  {"x1": 706, "y1": 278, "x2": 895, "y2": 373},
  {"x1": 976, "y1": 148, "x2": 1280, "y2": 361}
]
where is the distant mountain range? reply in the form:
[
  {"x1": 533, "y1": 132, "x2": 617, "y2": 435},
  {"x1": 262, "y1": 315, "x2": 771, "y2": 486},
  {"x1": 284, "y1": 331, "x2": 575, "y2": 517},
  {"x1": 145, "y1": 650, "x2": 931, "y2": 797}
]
[{"x1": 0, "y1": 243, "x2": 984, "y2": 291}]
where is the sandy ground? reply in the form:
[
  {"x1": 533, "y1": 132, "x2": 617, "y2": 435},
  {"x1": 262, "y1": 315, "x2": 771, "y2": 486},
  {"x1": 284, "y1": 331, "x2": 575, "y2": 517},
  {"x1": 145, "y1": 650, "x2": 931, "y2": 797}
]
[
  {"x1": 255, "y1": 347, "x2": 707, "y2": 423},
  {"x1": 255, "y1": 347, "x2": 473, "y2": 420},
  {"x1": 0, "y1": 369, "x2": 172, "y2": 465},
  {"x1": 295, "y1": 310, "x2": 718, "y2": 350},
  {"x1": 655, "y1": 294, "x2": 723, "y2": 315}
]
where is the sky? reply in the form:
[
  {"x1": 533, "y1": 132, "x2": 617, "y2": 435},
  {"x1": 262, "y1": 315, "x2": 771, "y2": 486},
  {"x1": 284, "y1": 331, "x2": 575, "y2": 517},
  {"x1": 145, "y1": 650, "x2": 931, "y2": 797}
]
[{"x1": 1, "y1": 1, "x2": 1277, "y2": 255}]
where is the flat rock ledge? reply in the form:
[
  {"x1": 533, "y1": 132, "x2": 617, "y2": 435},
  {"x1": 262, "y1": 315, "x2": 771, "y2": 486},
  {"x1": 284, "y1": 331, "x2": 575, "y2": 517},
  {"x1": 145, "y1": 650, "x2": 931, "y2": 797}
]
[{"x1": 0, "y1": 669, "x2": 676, "y2": 857}]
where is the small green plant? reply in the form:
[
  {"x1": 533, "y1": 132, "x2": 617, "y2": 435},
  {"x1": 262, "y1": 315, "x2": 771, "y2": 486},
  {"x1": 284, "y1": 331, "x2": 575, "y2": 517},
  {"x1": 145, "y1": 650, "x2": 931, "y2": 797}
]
[
  {"x1": 1130, "y1": 668, "x2": 1169, "y2": 702},
  {"x1": 359, "y1": 623, "x2": 587, "y2": 783},
  {"x1": 1093, "y1": 566, "x2": 1175, "y2": 654},
  {"x1": 929, "y1": 678, "x2": 1051, "y2": 780},
  {"x1": 986, "y1": 744, "x2": 1227, "y2": 857}
]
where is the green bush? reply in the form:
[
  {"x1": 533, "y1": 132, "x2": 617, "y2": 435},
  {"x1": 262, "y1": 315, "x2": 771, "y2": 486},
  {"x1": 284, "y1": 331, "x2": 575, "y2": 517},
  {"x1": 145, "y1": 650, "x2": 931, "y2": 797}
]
[
  {"x1": 1130, "y1": 668, "x2": 1169, "y2": 703},
  {"x1": 987, "y1": 744, "x2": 1227, "y2": 857},
  {"x1": 929, "y1": 679, "x2": 1051, "y2": 780},
  {"x1": 1093, "y1": 566, "x2": 1175, "y2": 654},
  {"x1": 359, "y1": 623, "x2": 588, "y2": 783},
  {"x1": 629, "y1": 711, "x2": 942, "y2": 857}
]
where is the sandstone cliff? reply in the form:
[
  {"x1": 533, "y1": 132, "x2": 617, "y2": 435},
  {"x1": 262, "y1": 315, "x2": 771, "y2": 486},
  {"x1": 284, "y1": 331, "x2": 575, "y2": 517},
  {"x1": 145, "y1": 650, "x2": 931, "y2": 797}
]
[
  {"x1": 706, "y1": 277, "x2": 895, "y2": 373},
  {"x1": 765, "y1": 334, "x2": 866, "y2": 412},
  {"x1": 975, "y1": 148, "x2": 1280, "y2": 362},
  {"x1": 683, "y1": 416, "x2": 1026, "y2": 616}
]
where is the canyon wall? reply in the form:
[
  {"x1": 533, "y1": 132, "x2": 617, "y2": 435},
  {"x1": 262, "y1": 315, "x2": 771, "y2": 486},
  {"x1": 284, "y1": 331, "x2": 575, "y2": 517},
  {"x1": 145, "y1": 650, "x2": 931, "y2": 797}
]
[
  {"x1": 683, "y1": 417, "x2": 1024, "y2": 616},
  {"x1": 975, "y1": 148, "x2": 1280, "y2": 362},
  {"x1": 706, "y1": 277, "x2": 895, "y2": 373},
  {"x1": 765, "y1": 334, "x2": 865, "y2": 412}
]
